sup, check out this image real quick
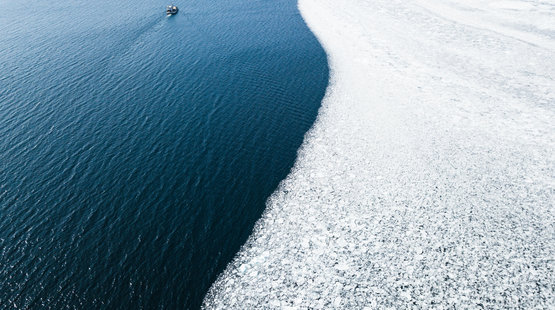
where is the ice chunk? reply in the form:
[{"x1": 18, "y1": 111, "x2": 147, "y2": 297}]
[{"x1": 203, "y1": 0, "x2": 555, "y2": 308}]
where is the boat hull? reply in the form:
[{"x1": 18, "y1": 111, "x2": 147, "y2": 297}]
[{"x1": 166, "y1": 6, "x2": 178, "y2": 15}]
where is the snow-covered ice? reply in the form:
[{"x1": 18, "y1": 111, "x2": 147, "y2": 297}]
[{"x1": 204, "y1": 0, "x2": 555, "y2": 308}]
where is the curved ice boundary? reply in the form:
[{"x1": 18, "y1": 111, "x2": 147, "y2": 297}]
[{"x1": 204, "y1": 0, "x2": 555, "y2": 308}]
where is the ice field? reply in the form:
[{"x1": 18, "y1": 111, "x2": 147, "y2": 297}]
[{"x1": 204, "y1": 0, "x2": 555, "y2": 308}]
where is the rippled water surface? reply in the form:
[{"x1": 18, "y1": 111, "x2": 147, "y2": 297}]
[{"x1": 0, "y1": 0, "x2": 328, "y2": 308}]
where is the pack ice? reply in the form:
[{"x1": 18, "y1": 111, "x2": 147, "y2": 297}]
[{"x1": 204, "y1": 0, "x2": 555, "y2": 308}]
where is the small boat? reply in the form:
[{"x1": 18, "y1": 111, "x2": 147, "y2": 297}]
[{"x1": 166, "y1": 5, "x2": 178, "y2": 16}]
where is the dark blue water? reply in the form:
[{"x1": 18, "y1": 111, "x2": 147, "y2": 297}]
[{"x1": 0, "y1": 0, "x2": 328, "y2": 308}]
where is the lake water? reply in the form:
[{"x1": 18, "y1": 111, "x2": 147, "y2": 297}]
[{"x1": 0, "y1": 0, "x2": 328, "y2": 308}]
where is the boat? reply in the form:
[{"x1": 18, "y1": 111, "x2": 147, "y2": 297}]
[{"x1": 166, "y1": 5, "x2": 178, "y2": 15}]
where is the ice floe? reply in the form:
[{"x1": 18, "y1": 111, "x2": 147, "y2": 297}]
[{"x1": 204, "y1": 0, "x2": 554, "y2": 308}]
